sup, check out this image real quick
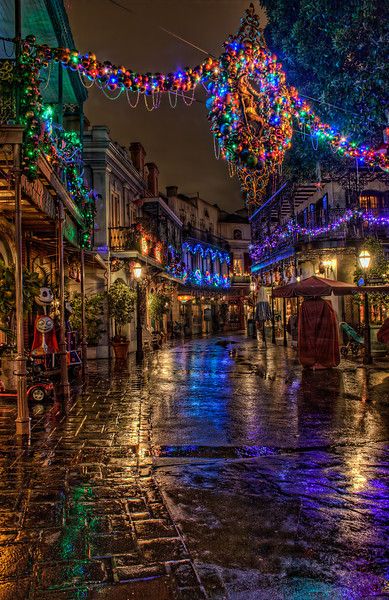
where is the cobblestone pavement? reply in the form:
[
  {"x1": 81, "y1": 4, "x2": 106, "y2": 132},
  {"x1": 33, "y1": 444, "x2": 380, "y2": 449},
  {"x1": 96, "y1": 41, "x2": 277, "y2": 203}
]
[
  {"x1": 0, "y1": 359, "x2": 205, "y2": 600},
  {"x1": 0, "y1": 335, "x2": 389, "y2": 599}
]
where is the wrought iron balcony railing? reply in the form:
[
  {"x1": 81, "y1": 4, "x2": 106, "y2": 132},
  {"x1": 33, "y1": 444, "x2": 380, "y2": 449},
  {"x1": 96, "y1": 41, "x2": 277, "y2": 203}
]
[
  {"x1": 183, "y1": 226, "x2": 230, "y2": 252},
  {"x1": 109, "y1": 224, "x2": 166, "y2": 265}
]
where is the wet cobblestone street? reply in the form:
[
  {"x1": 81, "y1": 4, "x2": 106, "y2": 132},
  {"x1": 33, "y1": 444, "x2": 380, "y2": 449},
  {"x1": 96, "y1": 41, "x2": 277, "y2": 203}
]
[{"x1": 0, "y1": 335, "x2": 389, "y2": 599}]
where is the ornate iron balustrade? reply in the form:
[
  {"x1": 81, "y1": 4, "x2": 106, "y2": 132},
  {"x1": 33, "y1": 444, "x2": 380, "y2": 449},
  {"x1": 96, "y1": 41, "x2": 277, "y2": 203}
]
[
  {"x1": 0, "y1": 60, "x2": 16, "y2": 124},
  {"x1": 109, "y1": 226, "x2": 141, "y2": 252},
  {"x1": 109, "y1": 224, "x2": 167, "y2": 265},
  {"x1": 183, "y1": 225, "x2": 230, "y2": 252}
]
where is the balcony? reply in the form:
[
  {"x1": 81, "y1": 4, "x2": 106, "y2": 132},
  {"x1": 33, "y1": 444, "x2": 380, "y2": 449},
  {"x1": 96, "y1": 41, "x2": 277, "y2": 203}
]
[
  {"x1": 109, "y1": 224, "x2": 166, "y2": 266},
  {"x1": 296, "y1": 207, "x2": 389, "y2": 247},
  {"x1": 183, "y1": 225, "x2": 230, "y2": 252},
  {"x1": 0, "y1": 60, "x2": 92, "y2": 247},
  {"x1": 231, "y1": 274, "x2": 251, "y2": 285}
]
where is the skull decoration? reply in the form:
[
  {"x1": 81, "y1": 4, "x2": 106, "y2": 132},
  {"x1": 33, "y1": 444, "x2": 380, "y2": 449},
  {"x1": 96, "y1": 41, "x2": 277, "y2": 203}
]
[
  {"x1": 35, "y1": 287, "x2": 54, "y2": 307},
  {"x1": 36, "y1": 315, "x2": 54, "y2": 334}
]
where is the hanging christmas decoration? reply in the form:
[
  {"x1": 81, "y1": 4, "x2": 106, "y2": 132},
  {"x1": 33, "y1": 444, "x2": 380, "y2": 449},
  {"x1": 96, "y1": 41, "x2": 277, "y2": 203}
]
[
  {"x1": 18, "y1": 38, "x2": 96, "y2": 249},
  {"x1": 17, "y1": 2, "x2": 389, "y2": 210}
]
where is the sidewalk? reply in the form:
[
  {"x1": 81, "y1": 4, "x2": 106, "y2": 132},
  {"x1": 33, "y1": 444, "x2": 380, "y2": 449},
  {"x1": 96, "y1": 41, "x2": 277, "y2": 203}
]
[{"x1": 0, "y1": 360, "x2": 206, "y2": 600}]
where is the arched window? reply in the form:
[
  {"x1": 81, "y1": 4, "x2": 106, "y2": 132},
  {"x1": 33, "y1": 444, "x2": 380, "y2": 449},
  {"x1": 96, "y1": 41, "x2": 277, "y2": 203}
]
[{"x1": 233, "y1": 229, "x2": 242, "y2": 240}]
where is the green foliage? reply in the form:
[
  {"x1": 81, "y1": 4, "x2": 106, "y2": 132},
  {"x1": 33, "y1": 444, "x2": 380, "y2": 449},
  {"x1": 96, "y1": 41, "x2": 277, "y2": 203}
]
[
  {"x1": 69, "y1": 292, "x2": 106, "y2": 346},
  {"x1": 107, "y1": 280, "x2": 136, "y2": 337},
  {"x1": 148, "y1": 292, "x2": 171, "y2": 325},
  {"x1": 0, "y1": 260, "x2": 41, "y2": 323},
  {"x1": 353, "y1": 238, "x2": 389, "y2": 309},
  {"x1": 260, "y1": 0, "x2": 388, "y2": 180}
]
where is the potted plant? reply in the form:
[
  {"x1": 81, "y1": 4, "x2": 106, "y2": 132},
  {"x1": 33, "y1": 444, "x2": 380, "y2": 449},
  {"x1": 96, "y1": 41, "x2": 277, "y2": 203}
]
[
  {"x1": 107, "y1": 279, "x2": 136, "y2": 359},
  {"x1": 0, "y1": 260, "x2": 41, "y2": 388},
  {"x1": 69, "y1": 292, "x2": 106, "y2": 359}
]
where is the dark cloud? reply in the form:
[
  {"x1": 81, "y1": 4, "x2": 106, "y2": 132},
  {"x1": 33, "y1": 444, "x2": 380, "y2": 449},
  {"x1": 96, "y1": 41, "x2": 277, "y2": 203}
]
[{"x1": 68, "y1": 0, "x2": 265, "y2": 211}]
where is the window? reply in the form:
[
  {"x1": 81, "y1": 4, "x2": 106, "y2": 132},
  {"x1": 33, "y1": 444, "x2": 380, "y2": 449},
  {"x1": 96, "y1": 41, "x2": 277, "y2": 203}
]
[
  {"x1": 204, "y1": 209, "x2": 209, "y2": 218},
  {"x1": 360, "y1": 193, "x2": 380, "y2": 210},
  {"x1": 309, "y1": 203, "x2": 316, "y2": 225},
  {"x1": 233, "y1": 258, "x2": 243, "y2": 275},
  {"x1": 233, "y1": 229, "x2": 242, "y2": 240},
  {"x1": 111, "y1": 192, "x2": 121, "y2": 227}
]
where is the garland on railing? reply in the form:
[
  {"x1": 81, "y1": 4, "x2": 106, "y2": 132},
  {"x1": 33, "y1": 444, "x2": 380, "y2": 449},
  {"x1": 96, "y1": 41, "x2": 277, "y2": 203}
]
[
  {"x1": 250, "y1": 209, "x2": 389, "y2": 262},
  {"x1": 182, "y1": 241, "x2": 231, "y2": 265},
  {"x1": 19, "y1": 1, "x2": 388, "y2": 208},
  {"x1": 185, "y1": 269, "x2": 231, "y2": 289},
  {"x1": 165, "y1": 246, "x2": 231, "y2": 288},
  {"x1": 17, "y1": 40, "x2": 96, "y2": 249}
]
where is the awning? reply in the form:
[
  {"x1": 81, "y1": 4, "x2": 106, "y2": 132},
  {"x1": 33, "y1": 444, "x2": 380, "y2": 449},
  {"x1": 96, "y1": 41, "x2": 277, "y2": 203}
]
[{"x1": 272, "y1": 276, "x2": 358, "y2": 298}]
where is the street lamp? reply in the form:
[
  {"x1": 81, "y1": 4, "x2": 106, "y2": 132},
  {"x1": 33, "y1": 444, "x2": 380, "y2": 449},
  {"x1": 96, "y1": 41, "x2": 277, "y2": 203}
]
[
  {"x1": 359, "y1": 249, "x2": 371, "y2": 271},
  {"x1": 358, "y1": 249, "x2": 372, "y2": 365},
  {"x1": 133, "y1": 263, "x2": 142, "y2": 280},
  {"x1": 133, "y1": 263, "x2": 144, "y2": 363}
]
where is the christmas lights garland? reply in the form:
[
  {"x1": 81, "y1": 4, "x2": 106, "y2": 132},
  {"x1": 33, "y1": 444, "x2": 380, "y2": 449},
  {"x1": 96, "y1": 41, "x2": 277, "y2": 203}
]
[
  {"x1": 185, "y1": 269, "x2": 231, "y2": 289},
  {"x1": 182, "y1": 241, "x2": 231, "y2": 265},
  {"x1": 18, "y1": 40, "x2": 96, "y2": 249},
  {"x1": 250, "y1": 209, "x2": 389, "y2": 262},
  {"x1": 165, "y1": 244, "x2": 231, "y2": 288},
  {"x1": 19, "y1": 2, "x2": 389, "y2": 210}
]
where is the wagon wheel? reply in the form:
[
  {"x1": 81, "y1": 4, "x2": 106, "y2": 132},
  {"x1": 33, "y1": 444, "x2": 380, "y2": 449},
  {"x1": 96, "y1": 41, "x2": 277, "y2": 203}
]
[
  {"x1": 351, "y1": 343, "x2": 360, "y2": 356},
  {"x1": 30, "y1": 387, "x2": 46, "y2": 402}
]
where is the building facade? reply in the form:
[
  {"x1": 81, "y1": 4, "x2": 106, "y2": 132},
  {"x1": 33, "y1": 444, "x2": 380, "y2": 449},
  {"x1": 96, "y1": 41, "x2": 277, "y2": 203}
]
[
  {"x1": 250, "y1": 169, "x2": 389, "y2": 343},
  {"x1": 0, "y1": 0, "x2": 101, "y2": 393}
]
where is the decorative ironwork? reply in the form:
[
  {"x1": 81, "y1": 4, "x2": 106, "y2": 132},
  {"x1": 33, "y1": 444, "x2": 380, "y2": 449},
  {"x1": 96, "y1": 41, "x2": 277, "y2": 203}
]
[{"x1": 0, "y1": 60, "x2": 16, "y2": 124}]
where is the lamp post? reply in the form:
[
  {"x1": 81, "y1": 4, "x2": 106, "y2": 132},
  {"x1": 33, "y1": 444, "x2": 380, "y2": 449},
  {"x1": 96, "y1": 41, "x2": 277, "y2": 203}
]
[
  {"x1": 250, "y1": 280, "x2": 256, "y2": 338},
  {"x1": 358, "y1": 249, "x2": 372, "y2": 365},
  {"x1": 133, "y1": 263, "x2": 144, "y2": 363}
]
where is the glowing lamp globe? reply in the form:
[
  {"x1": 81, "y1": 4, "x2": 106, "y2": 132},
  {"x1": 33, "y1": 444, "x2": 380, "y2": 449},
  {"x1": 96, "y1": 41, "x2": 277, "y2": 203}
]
[
  {"x1": 133, "y1": 263, "x2": 142, "y2": 279},
  {"x1": 358, "y1": 250, "x2": 371, "y2": 271}
]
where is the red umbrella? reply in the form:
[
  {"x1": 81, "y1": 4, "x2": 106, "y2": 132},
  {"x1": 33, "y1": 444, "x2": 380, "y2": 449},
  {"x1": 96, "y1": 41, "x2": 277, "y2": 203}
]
[{"x1": 272, "y1": 275, "x2": 357, "y2": 298}]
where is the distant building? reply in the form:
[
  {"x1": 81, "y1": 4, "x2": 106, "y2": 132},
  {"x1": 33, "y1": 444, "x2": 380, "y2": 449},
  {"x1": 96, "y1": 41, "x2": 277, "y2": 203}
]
[{"x1": 83, "y1": 127, "x2": 182, "y2": 355}]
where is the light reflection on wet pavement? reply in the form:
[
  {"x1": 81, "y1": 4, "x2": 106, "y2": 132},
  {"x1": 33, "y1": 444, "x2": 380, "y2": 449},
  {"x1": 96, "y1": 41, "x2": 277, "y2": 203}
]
[
  {"x1": 0, "y1": 334, "x2": 387, "y2": 599},
  {"x1": 149, "y1": 336, "x2": 389, "y2": 599}
]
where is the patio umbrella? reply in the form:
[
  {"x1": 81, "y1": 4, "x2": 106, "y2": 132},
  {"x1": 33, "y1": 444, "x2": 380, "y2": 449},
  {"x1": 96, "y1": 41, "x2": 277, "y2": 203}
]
[
  {"x1": 272, "y1": 275, "x2": 357, "y2": 298},
  {"x1": 272, "y1": 276, "x2": 353, "y2": 369}
]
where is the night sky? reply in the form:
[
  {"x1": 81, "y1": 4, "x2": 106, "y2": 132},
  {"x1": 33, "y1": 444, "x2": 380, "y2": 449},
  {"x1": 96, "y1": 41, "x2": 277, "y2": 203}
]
[{"x1": 67, "y1": 0, "x2": 265, "y2": 212}]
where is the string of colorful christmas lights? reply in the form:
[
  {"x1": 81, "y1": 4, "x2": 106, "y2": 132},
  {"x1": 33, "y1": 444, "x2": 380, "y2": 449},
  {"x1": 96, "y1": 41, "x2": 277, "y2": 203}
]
[
  {"x1": 249, "y1": 209, "x2": 389, "y2": 262},
  {"x1": 17, "y1": 2, "x2": 389, "y2": 210},
  {"x1": 185, "y1": 269, "x2": 231, "y2": 289},
  {"x1": 165, "y1": 244, "x2": 231, "y2": 288},
  {"x1": 182, "y1": 241, "x2": 231, "y2": 265}
]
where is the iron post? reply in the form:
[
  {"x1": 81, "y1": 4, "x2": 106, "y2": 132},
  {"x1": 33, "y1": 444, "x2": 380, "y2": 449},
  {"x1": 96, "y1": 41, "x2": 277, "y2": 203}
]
[
  {"x1": 14, "y1": 141, "x2": 30, "y2": 436},
  {"x1": 136, "y1": 281, "x2": 144, "y2": 363}
]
